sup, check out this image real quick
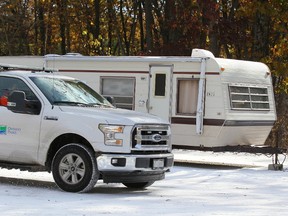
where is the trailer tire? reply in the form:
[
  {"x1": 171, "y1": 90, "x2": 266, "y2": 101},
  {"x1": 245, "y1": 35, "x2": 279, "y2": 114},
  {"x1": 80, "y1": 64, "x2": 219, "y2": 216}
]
[
  {"x1": 123, "y1": 181, "x2": 155, "y2": 189},
  {"x1": 52, "y1": 143, "x2": 99, "y2": 193}
]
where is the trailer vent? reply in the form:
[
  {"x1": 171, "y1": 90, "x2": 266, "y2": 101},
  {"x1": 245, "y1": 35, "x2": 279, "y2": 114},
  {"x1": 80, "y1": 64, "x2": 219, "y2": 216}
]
[{"x1": 131, "y1": 125, "x2": 171, "y2": 152}]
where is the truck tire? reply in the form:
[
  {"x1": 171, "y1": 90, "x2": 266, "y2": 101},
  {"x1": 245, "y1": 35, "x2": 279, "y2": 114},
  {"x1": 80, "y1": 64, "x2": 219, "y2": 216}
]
[
  {"x1": 123, "y1": 181, "x2": 155, "y2": 189},
  {"x1": 52, "y1": 143, "x2": 99, "y2": 193}
]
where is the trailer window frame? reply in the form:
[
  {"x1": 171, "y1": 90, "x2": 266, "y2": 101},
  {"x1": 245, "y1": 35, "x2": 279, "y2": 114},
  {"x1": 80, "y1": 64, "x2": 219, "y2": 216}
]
[
  {"x1": 100, "y1": 76, "x2": 135, "y2": 110},
  {"x1": 228, "y1": 84, "x2": 270, "y2": 111},
  {"x1": 176, "y1": 78, "x2": 199, "y2": 116}
]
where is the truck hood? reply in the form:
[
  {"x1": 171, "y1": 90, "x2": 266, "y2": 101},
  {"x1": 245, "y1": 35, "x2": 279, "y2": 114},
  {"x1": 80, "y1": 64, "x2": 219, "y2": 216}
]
[{"x1": 59, "y1": 106, "x2": 168, "y2": 125}]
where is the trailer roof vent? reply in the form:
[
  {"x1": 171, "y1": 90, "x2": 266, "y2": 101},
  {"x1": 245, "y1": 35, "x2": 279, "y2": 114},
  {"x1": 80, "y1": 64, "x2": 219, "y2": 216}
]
[
  {"x1": 45, "y1": 54, "x2": 60, "y2": 57},
  {"x1": 191, "y1": 49, "x2": 215, "y2": 58},
  {"x1": 64, "y1": 53, "x2": 83, "y2": 56}
]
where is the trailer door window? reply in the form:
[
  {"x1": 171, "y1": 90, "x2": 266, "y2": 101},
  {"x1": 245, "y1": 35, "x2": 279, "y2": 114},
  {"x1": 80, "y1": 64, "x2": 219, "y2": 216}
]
[
  {"x1": 154, "y1": 74, "x2": 166, "y2": 96},
  {"x1": 177, "y1": 79, "x2": 199, "y2": 115},
  {"x1": 101, "y1": 77, "x2": 135, "y2": 110},
  {"x1": 229, "y1": 85, "x2": 270, "y2": 110}
]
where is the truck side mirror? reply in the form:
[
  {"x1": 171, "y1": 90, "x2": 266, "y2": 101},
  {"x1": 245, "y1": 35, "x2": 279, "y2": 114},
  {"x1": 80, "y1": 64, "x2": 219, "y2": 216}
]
[
  {"x1": 7, "y1": 90, "x2": 41, "y2": 115},
  {"x1": 0, "y1": 96, "x2": 8, "y2": 106},
  {"x1": 7, "y1": 90, "x2": 26, "y2": 112}
]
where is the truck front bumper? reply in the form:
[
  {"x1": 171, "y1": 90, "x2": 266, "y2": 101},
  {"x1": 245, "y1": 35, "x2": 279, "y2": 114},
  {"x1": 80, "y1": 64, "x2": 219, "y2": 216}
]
[{"x1": 96, "y1": 153, "x2": 174, "y2": 183}]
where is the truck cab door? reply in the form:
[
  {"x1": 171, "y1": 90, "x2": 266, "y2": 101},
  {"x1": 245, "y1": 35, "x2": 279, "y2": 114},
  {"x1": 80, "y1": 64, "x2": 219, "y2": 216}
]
[
  {"x1": 0, "y1": 76, "x2": 42, "y2": 163},
  {"x1": 148, "y1": 65, "x2": 173, "y2": 122}
]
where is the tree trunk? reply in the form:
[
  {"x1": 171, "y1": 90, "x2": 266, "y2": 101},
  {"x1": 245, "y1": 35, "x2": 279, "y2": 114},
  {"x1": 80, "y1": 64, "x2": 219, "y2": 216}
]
[
  {"x1": 120, "y1": 0, "x2": 129, "y2": 55},
  {"x1": 57, "y1": 0, "x2": 67, "y2": 54},
  {"x1": 107, "y1": 0, "x2": 113, "y2": 54},
  {"x1": 94, "y1": 0, "x2": 100, "y2": 39},
  {"x1": 128, "y1": 1, "x2": 138, "y2": 55},
  {"x1": 163, "y1": 0, "x2": 175, "y2": 44},
  {"x1": 38, "y1": 0, "x2": 46, "y2": 55},
  {"x1": 138, "y1": 0, "x2": 145, "y2": 52},
  {"x1": 144, "y1": 0, "x2": 153, "y2": 52},
  {"x1": 251, "y1": 0, "x2": 270, "y2": 60}
]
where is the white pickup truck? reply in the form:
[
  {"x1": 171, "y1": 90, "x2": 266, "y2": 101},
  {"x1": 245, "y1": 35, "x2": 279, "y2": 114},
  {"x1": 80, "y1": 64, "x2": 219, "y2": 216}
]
[{"x1": 0, "y1": 69, "x2": 173, "y2": 192}]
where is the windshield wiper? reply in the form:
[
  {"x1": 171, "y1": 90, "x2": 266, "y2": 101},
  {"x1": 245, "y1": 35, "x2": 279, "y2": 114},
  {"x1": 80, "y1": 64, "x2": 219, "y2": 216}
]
[
  {"x1": 88, "y1": 102, "x2": 102, "y2": 106},
  {"x1": 88, "y1": 102, "x2": 113, "y2": 108},
  {"x1": 52, "y1": 101, "x2": 113, "y2": 108},
  {"x1": 52, "y1": 101, "x2": 89, "y2": 106}
]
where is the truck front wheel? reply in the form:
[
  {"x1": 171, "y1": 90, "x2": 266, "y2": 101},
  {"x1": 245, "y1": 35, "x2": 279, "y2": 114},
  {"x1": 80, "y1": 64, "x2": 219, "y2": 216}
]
[{"x1": 52, "y1": 143, "x2": 99, "y2": 193}]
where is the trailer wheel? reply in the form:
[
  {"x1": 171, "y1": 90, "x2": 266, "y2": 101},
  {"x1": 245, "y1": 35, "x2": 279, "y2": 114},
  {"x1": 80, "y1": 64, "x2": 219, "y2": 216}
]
[
  {"x1": 123, "y1": 181, "x2": 155, "y2": 189},
  {"x1": 52, "y1": 143, "x2": 99, "y2": 193}
]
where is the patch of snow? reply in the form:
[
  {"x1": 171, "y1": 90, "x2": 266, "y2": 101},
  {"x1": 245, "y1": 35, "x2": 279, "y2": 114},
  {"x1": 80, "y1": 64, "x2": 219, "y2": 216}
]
[{"x1": 0, "y1": 150, "x2": 287, "y2": 216}]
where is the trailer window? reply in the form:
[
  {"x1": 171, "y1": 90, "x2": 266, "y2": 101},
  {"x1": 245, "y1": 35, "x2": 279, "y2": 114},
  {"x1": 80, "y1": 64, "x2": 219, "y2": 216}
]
[
  {"x1": 101, "y1": 77, "x2": 135, "y2": 110},
  {"x1": 229, "y1": 85, "x2": 270, "y2": 110},
  {"x1": 177, "y1": 79, "x2": 199, "y2": 115}
]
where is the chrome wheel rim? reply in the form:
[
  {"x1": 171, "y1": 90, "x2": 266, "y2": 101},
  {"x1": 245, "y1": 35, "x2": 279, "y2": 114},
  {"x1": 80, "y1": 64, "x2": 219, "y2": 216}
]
[{"x1": 59, "y1": 153, "x2": 85, "y2": 185}]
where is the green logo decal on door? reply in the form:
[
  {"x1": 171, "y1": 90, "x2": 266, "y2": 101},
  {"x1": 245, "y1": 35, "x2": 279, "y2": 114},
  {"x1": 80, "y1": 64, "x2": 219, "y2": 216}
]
[{"x1": 0, "y1": 125, "x2": 7, "y2": 135}]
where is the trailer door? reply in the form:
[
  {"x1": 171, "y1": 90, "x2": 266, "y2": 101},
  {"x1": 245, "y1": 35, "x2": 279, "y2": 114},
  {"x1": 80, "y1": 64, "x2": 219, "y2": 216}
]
[{"x1": 148, "y1": 65, "x2": 173, "y2": 122}]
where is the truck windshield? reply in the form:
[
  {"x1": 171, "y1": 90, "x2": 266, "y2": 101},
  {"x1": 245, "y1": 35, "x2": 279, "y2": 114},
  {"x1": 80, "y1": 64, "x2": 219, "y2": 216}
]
[{"x1": 30, "y1": 76, "x2": 113, "y2": 107}]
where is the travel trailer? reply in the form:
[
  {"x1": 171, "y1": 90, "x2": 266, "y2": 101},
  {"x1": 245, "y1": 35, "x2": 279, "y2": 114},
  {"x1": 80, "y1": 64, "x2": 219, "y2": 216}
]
[{"x1": 0, "y1": 49, "x2": 276, "y2": 148}]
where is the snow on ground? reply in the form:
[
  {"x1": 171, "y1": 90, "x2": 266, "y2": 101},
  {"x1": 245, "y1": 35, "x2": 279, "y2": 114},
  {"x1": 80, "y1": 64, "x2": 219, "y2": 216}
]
[{"x1": 0, "y1": 150, "x2": 288, "y2": 216}]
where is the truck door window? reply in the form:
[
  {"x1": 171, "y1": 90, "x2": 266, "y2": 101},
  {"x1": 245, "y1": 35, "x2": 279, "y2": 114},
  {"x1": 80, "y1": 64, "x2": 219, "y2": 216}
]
[
  {"x1": 177, "y1": 79, "x2": 199, "y2": 115},
  {"x1": 101, "y1": 77, "x2": 135, "y2": 110},
  {"x1": 0, "y1": 77, "x2": 38, "y2": 101}
]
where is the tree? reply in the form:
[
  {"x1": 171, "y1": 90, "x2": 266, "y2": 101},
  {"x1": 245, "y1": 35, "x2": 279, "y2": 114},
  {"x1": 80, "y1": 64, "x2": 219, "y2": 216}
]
[
  {"x1": 0, "y1": 0, "x2": 287, "y2": 148},
  {"x1": 0, "y1": 0, "x2": 31, "y2": 55}
]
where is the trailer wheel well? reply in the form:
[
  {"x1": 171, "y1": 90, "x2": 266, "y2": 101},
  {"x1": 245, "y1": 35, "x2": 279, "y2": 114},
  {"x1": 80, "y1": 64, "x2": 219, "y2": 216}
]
[{"x1": 45, "y1": 133, "x2": 93, "y2": 172}]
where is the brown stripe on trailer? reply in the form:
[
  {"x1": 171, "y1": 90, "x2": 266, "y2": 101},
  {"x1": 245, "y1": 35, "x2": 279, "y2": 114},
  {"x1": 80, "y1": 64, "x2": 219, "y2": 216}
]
[{"x1": 171, "y1": 117, "x2": 275, "y2": 127}]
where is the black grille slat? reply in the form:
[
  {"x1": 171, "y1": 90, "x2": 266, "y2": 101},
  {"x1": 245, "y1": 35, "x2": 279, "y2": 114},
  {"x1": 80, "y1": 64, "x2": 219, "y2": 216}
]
[
  {"x1": 141, "y1": 131, "x2": 167, "y2": 136},
  {"x1": 141, "y1": 141, "x2": 167, "y2": 145}
]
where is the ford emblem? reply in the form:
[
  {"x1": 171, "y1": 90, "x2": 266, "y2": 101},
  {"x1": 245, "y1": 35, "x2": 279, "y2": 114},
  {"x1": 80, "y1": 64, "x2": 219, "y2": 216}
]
[{"x1": 152, "y1": 134, "x2": 162, "y2": 142}]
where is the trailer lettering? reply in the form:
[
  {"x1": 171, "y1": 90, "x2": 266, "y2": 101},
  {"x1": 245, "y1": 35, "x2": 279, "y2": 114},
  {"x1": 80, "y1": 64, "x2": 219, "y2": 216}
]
[{"x1": 207, "y1": 91, "x2": 215, "y2": 97}]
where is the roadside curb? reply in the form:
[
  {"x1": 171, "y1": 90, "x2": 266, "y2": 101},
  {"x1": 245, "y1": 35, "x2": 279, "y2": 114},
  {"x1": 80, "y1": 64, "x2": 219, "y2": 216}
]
[{"x1": 174, "y1": 159, "x2": 260, "y2": 169}]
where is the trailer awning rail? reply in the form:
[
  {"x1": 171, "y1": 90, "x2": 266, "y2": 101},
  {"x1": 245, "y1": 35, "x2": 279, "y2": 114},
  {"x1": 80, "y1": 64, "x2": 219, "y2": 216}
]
[
  {"x1": 196, "y1": 57, "x2": 209, "y2": 135},
  {"x1": 45, "y1": 55, "x2": 204, "y2": 63}
]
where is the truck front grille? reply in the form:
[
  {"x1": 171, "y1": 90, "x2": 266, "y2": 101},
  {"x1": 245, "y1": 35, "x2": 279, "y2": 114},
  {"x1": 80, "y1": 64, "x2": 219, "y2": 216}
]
[{"x1": 131, "y1": 124, "x2": 171, "y2": 152}]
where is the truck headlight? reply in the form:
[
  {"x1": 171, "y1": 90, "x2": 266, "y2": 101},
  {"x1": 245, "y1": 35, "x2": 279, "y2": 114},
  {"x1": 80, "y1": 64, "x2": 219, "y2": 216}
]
[{"x1": 99, "y1": 124, "x2": 124, "y2": 146}]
